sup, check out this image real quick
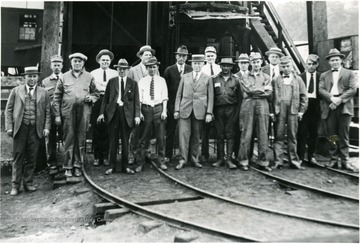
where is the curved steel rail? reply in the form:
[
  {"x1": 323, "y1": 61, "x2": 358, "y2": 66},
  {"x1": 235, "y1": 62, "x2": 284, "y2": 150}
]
[
  {"x1": 82, "y1": 164, "x2": 259, "y2": 242},
  {"x1": 150, "y1": 161, "x2": 359, "y2": 229}
]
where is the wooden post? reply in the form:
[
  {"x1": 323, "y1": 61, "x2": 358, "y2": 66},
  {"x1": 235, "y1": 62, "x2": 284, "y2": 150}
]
[
  {"x1": 306, "y1": 2, "x2": 314, "y2": 54},
  {"x1": 40, "y1": 2, "x2": 63, "y2": 81},
  {"x1": 62, "y1": 2, "x2": 73, "y2": 71},
  {"x1": 146, "y1": 2, "x2": 152, "y2": 45}
]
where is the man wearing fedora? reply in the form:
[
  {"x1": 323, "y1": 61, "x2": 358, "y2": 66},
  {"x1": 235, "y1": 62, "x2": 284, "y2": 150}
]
[
  {"x1": 41, "y1": 55, "x2": 64, "y2": 166},
  {"x1": 297, "y1": 54, "x2": 322, "y2": 166},
  {"x1": 5, "y1": 66, "x2": 51, "y2": 196},
  {"x1": 200, "y1": 46, "x2": 221, "y2": 163},
  {"x1": 262, "y1": 47, "x2": 284, "y2": 79},
  {"x1": 174, "y1": 54, "x2": 214, "y2": 170},
  {"x1": 53, "y1": 52, "x2": 100, "y2": 177},
  {"x1": 319, "y1": 48, "x2": 358, "y2": 171},
  {"x1": 272, "y1": 56, "x2": 308, "y2": 170},
  {"x1": 98, "y1": 59, "x2": 140, "y2": 175},
  {"x1": 212, "y1": 58, "x2": 242, "y2": 169},
  {"x1": 90, "y1": 49, "x2": 118, "y2": 167},
  {"x1": 163, "y1": 45, "x2": 193, "y2": 162},
  {"x1": 237, "y1": 52, "x2": 273, "y2": 171},
  {"x1": 136, "y1": 57, "x2": 168, "y2": 172}
]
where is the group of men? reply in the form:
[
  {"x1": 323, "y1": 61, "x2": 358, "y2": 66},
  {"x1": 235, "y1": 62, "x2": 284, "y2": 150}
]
[{"x1": 5, "y1": 43, "x2": 357, "y2": 196}]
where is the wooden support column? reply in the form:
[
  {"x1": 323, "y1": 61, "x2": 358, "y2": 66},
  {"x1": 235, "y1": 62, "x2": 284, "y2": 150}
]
[
  {"x1": 62, "y1": 2, "x2": 73, "y2": 71},
  {"x1": 146, "y1": 2, "x2": 152, "y2": 45},
  {"x1": 40, "y1": 2, "x2": 63, "y2": 80}
]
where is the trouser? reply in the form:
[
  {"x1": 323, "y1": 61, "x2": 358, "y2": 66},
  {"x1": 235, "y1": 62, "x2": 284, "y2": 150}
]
[
  {"x1": 91, "y1": 96, "x2": 109, "y2": 160},
  {"x1": 201, "y1": 121, "x2": 213, "y2": 158},
  {"x1": 297, "y1": 98, "x2": 319, "y2": 161},
  {"x1": 214, "y1": 104, "x2": 238, "y2": 159},
  {"x1": 62, "y1": 105, "x2": 87, "y2": 170},
  {"x1": 165, "y1": 108, "x2": 178, "y2": 159},
  {"x1": 274, "y1": 101, "x2": 301, "y2": 167},
  {"x1": 47, "y1": 118, "x2": 63, "y2": 165},
  {"x1": 325, "y1": 103, "x2": 351, "y2": 165},
  {"x1": 137, "y1": 104, "x2": 165, "y2": 166},
  {"x1": 238, "y1": 99, "x2": 270, "y2": 166},
  {"x1": 108, "y1": 105, "x2": 132, "y2": 172},
  {"x1": 179, "y1": 113, "x2": 204, "y2": 163},
  {"x1": 12, "y1": 123, "x2": 41, "y2": 189}
]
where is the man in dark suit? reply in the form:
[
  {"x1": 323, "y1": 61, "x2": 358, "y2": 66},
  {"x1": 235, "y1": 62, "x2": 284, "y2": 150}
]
[
  {"x1": 98, "y1": 59, "x2": 141, "y2": 175},
  {"x1": 163, "y1": 45, "x2": 193, "y2": 162},
  {"x1": 319, "y1": 48, "x2": 358, "y2": 171},
  {"x1": 5, "y1": 66, "x2": 51, "y2": 196},
  {"x1": 297, "y1": 54, "x2": 321, "y2": 166},
  {"x1": 174, "y1": 54, "x2": 214, "y2": 170}
]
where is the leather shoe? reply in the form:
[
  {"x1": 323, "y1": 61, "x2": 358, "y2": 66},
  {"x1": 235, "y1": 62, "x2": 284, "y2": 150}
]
[
  {"x1": 105, "y1": 168, "x2": 113, "y2": 175},
  {"x1": 225, "y1": 159, "x2": 237, "y2": 169},
  {"x1": 260, "y1": 166, "x2": 272, "y2": 172},
  {"x1": 290, "y1": 163, "x2": 305, "y2": 170},
  {"x1": 193, "y1": 162, "x2": 203, "y2": 168},
  {"x1": 212, "y1": 159, "x2": 224, "y2": 167},
  {"x1": 24, "y1": 185, "x2": 37, "y2": 192},
  {"x1": 93, "y1": 159, "x2": 100, "y2": 166},
  {"x1": 159, "y1": 163, "x2": 168, "y2": 170},
  {"x1": 343, "y1": 164, "x2": 359, "y2": 172},
  {"x1": 271, "y1": 163, "x2": 283, "y2": 170},
  {"x1": 103, "y1": 159, "x2": 110, "y2": 166},
  {"x1": 74, "y1": 168, "x2": 82, "y2": 177},
  {"x1": 124, "y1": 168, "x2": 135, "y2": 174},
  {"x1": 175, "y1": 160, "x2": 186, "y2": 170},
  {"x1": 10, "y1": 188, "x2": 19, "y2": 196},
  {"x1": 65, "y1": 169, "x2": 73, "y2": 177},
  {"x1": 135, "y1": 165, "x2": 143, "y2": 173},
  {"x1": 241, "y1": 165, "x2": 249, "y2": 171}
]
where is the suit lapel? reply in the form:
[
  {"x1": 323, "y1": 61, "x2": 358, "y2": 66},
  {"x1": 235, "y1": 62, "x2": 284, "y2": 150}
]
[
  {"x1": 338, "y1": 68, "x2": 344, "y2": 85},
  {"x1": 327, "y1": 71, "x2": 334, "y2": 91},
  {"x1": 194, "y1": 73, "x2": 204, "y2": 90},
  {"x1": 36, "y1": 86, "x2": 41, "y2": 104},
  {"x1": 124, "y1": 77, "x2": 131, "y2": 94},
  {"x1": 19, "y1": 85, "x2": 26, "y2": 104}
]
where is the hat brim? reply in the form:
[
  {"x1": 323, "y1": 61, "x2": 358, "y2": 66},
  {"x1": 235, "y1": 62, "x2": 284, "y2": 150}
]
[
  {"x1": 265, "y1": 51, "x2": 284, "y2": 57},
  {"x1": 174, "y1": 51, "x2": 189, "y2": 55},
  {"x1": 219, "y1": 62, "x2": 235, "y2": 65},
  {"x1": 325, "y1": 53, "x2": 345, "y2": 60},
  {"x1": 22, "y1": 72, "x2": 41, "y2": 75},
  {"x1": 137, "y1": 49, "x2": 155, "y2": 58},
  {"x1": 235, "y1": 59, "x2": 250, "y2": 63},
  {"x1": 145, "y1": 62, "x2": 160, "y2": 66},
  {"x1": 188, "y1": 59, "x2": 205, "y2": 62},
  {"x1": 114, "y1": 65, "x2": 129, "y2": 68},
  {"x1": 96, "y1": 51, "x2": 114, "y2": 62}
]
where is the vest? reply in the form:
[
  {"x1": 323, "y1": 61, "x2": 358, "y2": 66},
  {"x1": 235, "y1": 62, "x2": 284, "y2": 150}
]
[{"x1": 23, "y1": 91, "x2": 36, "y2": 125}]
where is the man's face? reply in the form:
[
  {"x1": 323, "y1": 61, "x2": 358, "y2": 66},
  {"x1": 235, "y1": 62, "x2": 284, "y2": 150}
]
[
  {"x1": 141, "y1": 51, "x2": 152, "y2": 64},
  {"x1": 220, "y1": 64, "x2": 232, "y2": 75},
  {"x1": 328, "y1": 56, "x2": 342, "y2": 69},
  {"x1": 25, "y1": 74, "x2": 38, "y2": 87},
  {"x1": 306, "y1": 60, "x2": 319, "y2": 73},
  {"x1": 192, "y1": 62, "x2": 204, "y2": 72},
  {"x1": 176, "y1": 54, "x2": 187, "y2": 65},
  {"x1": 251, "y1": 59, "x2": 263, "y2": 72},
  {"x1": 117, "y1": 67, "x2": 129, "y2": 78},
  {"x1": 238, "y1": 61, "x2": 249, "y2": 72},
  {"x1": 50, "y1": 62, "x2": 63, "y2": 75},
  {"x1": 99, "y1": 55, "x2": 111, "y2": 70},
  {"x1": 281, "y1": 62, "x2": 292, "y2": 75},
  {"x1": 268, "y1": 54, "x2": 280, "y2": 65},
  {"x1": 146, "y1": 64, "x2": 158, "y2": 76},
  {"x1": 71, "y1": 58, "x2": 85, "y2": 72},
  {"x1": 205, "y1": 52, "x2": 216, "y2": 64}
]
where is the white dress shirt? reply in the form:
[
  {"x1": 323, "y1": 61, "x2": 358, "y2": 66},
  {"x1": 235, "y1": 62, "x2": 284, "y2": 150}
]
[
  {"x1": 202, "y1": 63, "x2": 221, "y2": 77},
  {"x1": 90, "y1": 68, "x2": 118, "y2": 92},
  {"x1": 26, "y1": 84, "x2": 37, "y2": 97},
  {"x1": 193, "y1": 71, "x2": 203, "y2": 81},
  {"x1": 306, "y1": 71, "x2": 317, "y2": 98},
  {"x1": 138, "y1": 75, "x2": 168, "y2": 107},
  {"x1": 330, "y1": 67, "x2": 341, "y2": 95},
  {"x1": 117, "y1": 76, "x2": 127, "y2": 106},
  {"x1": 270, "y1": 64, "x2": 280, "y2": 78}
]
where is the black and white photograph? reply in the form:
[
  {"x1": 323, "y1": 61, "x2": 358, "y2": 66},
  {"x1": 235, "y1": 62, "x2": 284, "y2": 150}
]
[{"x1": 1, "y1": 0, "x2": 359, "y2": 242}]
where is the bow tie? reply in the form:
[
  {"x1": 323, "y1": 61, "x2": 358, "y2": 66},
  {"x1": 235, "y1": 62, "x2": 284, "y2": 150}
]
[
  {"x1": 283, "y1": 75, "x2": 290, "y2": 78},
  {"x1": 332, "y1": 69, "x2": 338, "y2": 72}
]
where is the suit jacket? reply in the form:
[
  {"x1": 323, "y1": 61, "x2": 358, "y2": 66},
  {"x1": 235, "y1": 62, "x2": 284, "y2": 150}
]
[
  {"x1": 5, "y1": 85, "x2": 51, "y2": 138},
  {"x1": 299, "y1": 71, "x2": 321, "y2": 99},
  {"x1": 163, "y1": 63, "x2": 192, "y2": 114},
  {"x1": 100, "y1": 76, "x2": 140, "y2": 128},
  {"x1": 319, "y1": 67, "x2": 357, "y2": 119},
  {"x1": 175, "y1": 72, "x2": 214, "y2": 120}
]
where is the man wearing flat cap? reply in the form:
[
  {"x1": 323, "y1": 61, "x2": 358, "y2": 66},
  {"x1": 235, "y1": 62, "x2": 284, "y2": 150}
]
[
  {"x1": 272, "y1": 56, "x2": 308, "y2": 170},
  {"x1": 41, "y1": 55, "x2": 64, "y2": 166},
  {"x1": 297, "y1": 54, "x2": 322, "y2": 166},
  {"x1": 53, "y1": 52, "x2": 100, "y2": 177},
  {"x1": 200, "y1": 46, "x2": 221, "y2": 163},
  {"x1": 90, "y1": 49, "x2": 118, "y2": 167},
  {"x1": 174, "y1": 54, "x2": 214, "y2": 170},
  {"x1": 319, "y1": 48, "x2": 358, "y2": 171},
  {"x1": 98, "y1": 59, "x2": 140, "y2": 175},
  {"x1": 136, "y1": 57, "x2": 168, "y2": 172},
  {"x1": 6, "y1": 67, "x2": 51, "y2": 196},
  {"x1": 212, "y1": 58, "x2": 242, "y2": 169},
  {"x1": 237, "y1": 52, "x2": 273, "y2": 171},
  {"x1": 163, "y1": 45, "x2": 193, "y2": 163}
]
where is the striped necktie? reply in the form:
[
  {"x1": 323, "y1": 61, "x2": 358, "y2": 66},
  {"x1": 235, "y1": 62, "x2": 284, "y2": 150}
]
[
  {"x1": 28, "y1": 87, "x2": 34, "y2": 99},
  {"x1": 150, "y1": 77, "x2": 154, "y2": 100}
]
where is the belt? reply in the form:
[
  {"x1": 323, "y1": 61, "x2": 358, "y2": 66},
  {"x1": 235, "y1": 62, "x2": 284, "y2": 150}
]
[{"x1": 142, "y1": 103, "x2": 162, "y2": 108}]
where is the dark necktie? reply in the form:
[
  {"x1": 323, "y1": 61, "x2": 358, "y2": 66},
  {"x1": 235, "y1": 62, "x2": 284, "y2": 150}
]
[
  {"x1": 121, "y1": 78, "x2": 125, "y2": 102},
  {"x1": 28, "y1": 87, "x2": 34, "y2": 99},
  {"x1": 150, "y1": 77, "x2": 154, "y2": 100},
  {"x1": 308, "y1": 73, "x2": 314, "y2": 93},
  {"x1": 210, "y1": 64, "x2": 214, "y2": 76},
  {"x1": 332, "y1": 69, "x2": 338, "y2": 72},
  {"x1": 272, "y1": 68, "x2": 275, "y2": 78},
  {"x1": 103, "y1": 70, "x2": 107, "y2": 82},
  {"x1": 283, "y1": 75, "x2": 290, "y2": 78},
  {"x1": 56, "y1": 75, "x2": 59, "y2": 80},
  {"x1": 179, "y1": 66, "x2": 183, "y2": 76}
]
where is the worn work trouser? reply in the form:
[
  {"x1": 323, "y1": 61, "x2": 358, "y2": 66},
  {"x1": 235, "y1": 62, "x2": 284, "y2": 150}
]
[
  {"x1": 62, "y1": 104, "x2": 87, "y2": 170},
  {"x1": 47, "y1": 117, "x2": 63, "y2": 165},
  {"x1": 238, "y1": 98, "x2": 270, "y2": 166},
  {"x1": 274, "y1": 101, "x2": 301, "y2": 167},
  {"x1": 12, "y1": 123, "x2": 40, "y2": 189}
]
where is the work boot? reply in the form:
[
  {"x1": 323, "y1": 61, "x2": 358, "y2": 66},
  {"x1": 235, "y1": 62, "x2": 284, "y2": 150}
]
[
  {"x1": 74, "y1": 168, "x2": 82, "y2": 177},
  {"x1": 225, "y1": 158, "x2": 237, "y2": 169},
  {"x1": 214, "y1": 139, "x2": 225, "y2": 167},
  {"x1": 10, "y1": 188, "x2": 19, "y2": 196},
  {"x1": 212, "y1": 159, "x2": 224, "y2": 167},
  {"x1": 225, "y1": 139, "x2": 237, "y2": 169},
  {"x1": 24, "y1": 185, "x2": 37, "y2": 192},
  {"x1": 65, "y1": 169, "x2": 73, "y2": 177},
  {"x1": 93, "y1": 159, "x2": 100, "y2": 166}
]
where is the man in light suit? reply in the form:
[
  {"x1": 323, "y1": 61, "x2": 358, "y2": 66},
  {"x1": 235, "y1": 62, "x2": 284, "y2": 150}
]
[
  {"x1": 163, "y1": 45, "x2": 193, "y2": 162},
  {"x1": 98, "y1": 59, "x2": 140, "y2": 175},
  {"x1": 262, "y1": 47, "x2": 284, "y2": 79},
  {"x1": 174, "y1": 54, "x2": 214, "y2": 170},
  {"x1": 5, "y1": 67, "x2": 51, "y2": 196},
  {"x1": 319, "y1": 48, "x2": 358, "y2": 171}
]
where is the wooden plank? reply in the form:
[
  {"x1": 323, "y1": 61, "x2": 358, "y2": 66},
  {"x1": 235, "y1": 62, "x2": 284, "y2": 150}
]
[
  {"x1": 250, "y1": 19, "x2": 277, "y2": 51},
  {"x1": 351, "y1": 36, "x2": 359, "y2": 70}
]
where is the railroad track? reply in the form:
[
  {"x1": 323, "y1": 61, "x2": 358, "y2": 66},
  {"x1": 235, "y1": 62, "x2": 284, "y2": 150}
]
[{"x1": 83, "y1": 160, "x2": 359, "y2": 242}]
